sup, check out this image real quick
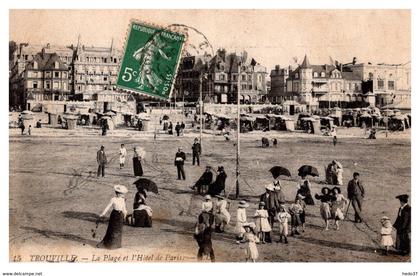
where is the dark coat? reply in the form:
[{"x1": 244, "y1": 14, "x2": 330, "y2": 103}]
[
  {"x1": 208, "y1": 171, "x2": 227, "y2": 196},
  {"x1": 192, "y1": 142, "x2": 202, "y2": 155},
  {"x1": 174, "y1": 151, "x2": 186, "y2": 165},
  {"x1": 97, "y1": 150, "x2": 107, "y2": 164},
  {"x1": 393, "y1": 204, "x2": 411, "y2": 234},
  {"x1": 347, "y1": 179, "x2": 365, "y2": 199},
  {"x1": 260, "y1": 191, "x2": 280, "y2": 217},
  {"x1": 196, "y1": 171, "x2": 213, "y2": 187}
]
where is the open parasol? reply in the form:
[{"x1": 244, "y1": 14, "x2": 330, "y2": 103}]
[
  {"x1": 298, "y1": 165, "x2": 319, "y2": 177},
  {"x1": 269, "y1": 166, "x2": 291, "y2": 178},
  {"x1": 133, "y1": 178, "x2": 158, "y2": 194}
]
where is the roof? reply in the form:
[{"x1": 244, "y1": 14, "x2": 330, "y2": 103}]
[
  {"x1": 301, "y1": 55, "x2": 310, "y2": 68},
  {"x1": 26, "y1": 52, "x2": 68, "y2": 71},
  {"x1": 342, "y1": 71, "x2": 361, "y2": 80}
]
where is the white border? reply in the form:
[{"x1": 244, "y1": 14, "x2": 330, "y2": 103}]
[{"x1": 1, "y1": 1, "x2": 418, "y2": 276}]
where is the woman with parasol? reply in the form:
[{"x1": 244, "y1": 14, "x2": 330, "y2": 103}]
[
  {"x1": 97, "y1": 185, "x2": 128, "y2": 249},
  {"x1": 296, "y1": 165, "x2": 318, "y2": 205},
  {"x1": 129, "y1": 178, "x2": 158, "y2": 227}
]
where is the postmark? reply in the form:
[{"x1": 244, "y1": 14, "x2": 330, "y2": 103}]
[{"x1": 117, "y1": 21, "x2": 186, "y2": 100}]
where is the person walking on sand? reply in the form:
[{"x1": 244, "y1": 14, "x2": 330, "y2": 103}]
[
  {"x1": 119, "y1": 144, "x2": 127, "y2": 169},
  {"x1": 214, "y1": 195, "x2": 230, "y2": 233},
  {"x1": 347, "y1": 172, "x2": 365, "y2": 223},
  {"x1": 20, "y1": 122, "x2": 25, "y2": 135},
  {"x1": 97, "y1": 185, "x2": 128, "y2": 249},
  {"x1": 254, "y1": 202, "x2": 272, "y2": 244},
  {"x1": 315, "y1": 187, "x2": 336, "y2": 230},
  {"x1": 331, "y1": 125, "x2": 337, "y2": 146},
  {"x1": 192, "y1": 137, "x2": 202, "y2": 166},
  {"x1": 28, "y1": 125, "x2": 32, "y2": 136},
  {"x1": 393, "y1": 194, "x2": 411, "y2": 256},
  {"x1": 175, "y1": 122, "x2": 181, "y2": 137},
  {"x1": 174, "y1": 147, "x2": 186, "y2": 180},
  {"x1": 97, "y1": 145, "x2": 107, "y2": 177},
  {"x1": 132, "y1": 147, "x2": 143, "y2": 177},
  {"x1": 331, "y1": 187, "x2": 349, "y2": 230}
]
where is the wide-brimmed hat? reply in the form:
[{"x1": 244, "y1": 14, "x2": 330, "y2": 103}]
[
  {"x1": 243, "y1": 222, "x2": 256, "y2": 229},
  {"x1": 381, "y1": 216, "x2": 390, "y2": 221},
  {"x1": 114, "y1": 185, "x2": 128, "y2": 194},
  {"x1": 265, "y1": 185, "x2": 274, "y2": 192},
  {"x1": 238, "y1": 200, "x2": 249, "y2": 208},
  {"x1": 206, "y1": 165, "x2": 212, "y2": 169},
  {"x1": 396, "y1": 194, "x2": 409, "y2": 201},
  {"x1": 204, "y1": 195, "x2": 211, "y2": 200},
  {"x1": 332, "y1": 187, "x2": 341, "y2": 194},
  {"x1": 259, "y1": 201, "x2": 266, "y2": 206}
]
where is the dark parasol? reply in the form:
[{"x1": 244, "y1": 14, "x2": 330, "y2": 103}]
[
  {"x1": 269, "y1": 166, "x2": 291, "y2": 178},
  {"x1": 298, "y1": 165, "x2": 319, "y2": 177},
  {"x1": 133, "y1": 178, "x2": 159, "y2": 194}
]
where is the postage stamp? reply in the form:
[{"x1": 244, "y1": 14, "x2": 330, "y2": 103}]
[{"x1": 117, "y1": 21, "x2": 186, "y2": 100}]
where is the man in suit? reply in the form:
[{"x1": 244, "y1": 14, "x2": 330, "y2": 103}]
[
  {"x1": 347, "y1": 172, "x2": 365, "y2": 223},
  {"x1": 174, "y1": 147, "x2": 186, "y2": 180},
  {"x1": 192, "y1": 137, "x2": 202, "y2": 166},
  {"x1": 97, "y1": 145, "x2": 107, "y2": 177},
  {"x1": 259, "y1": 185, "x2": 281, "y2": 243},
  {"x1": 393, "y1": 194, "x2": 411, "y2": 256}
]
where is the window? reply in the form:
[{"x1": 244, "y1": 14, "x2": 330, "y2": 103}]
[
  {"x1": 321, "y1": 72, "x2": 325, "y2": 77},
  {"x1": 249, "y1": 84, "x2": 252, "y2": 90},
  {"x1": 33, "y1": 81, "x2": 38, "y2": 89},
  {"x1": 314, "y1": 72, "x2": 318, "y2": 77},
  {"x1": 378, "y1": 80, "x2": 384, "y2": 89},
  {"x1": 33, "y1": 61, "x2": 38, "y2": 69},
  {"x1": 104, "y1": 77, "x2": 108, "y2": 81},
  {"x1": 62, "y1": 72, "x2": 67, "y2": 78},
  {"x1": 45, "y1": 71, "x2": 51, "y2": 78},
  {"x1": 242, "y1": 75, "x2": 246, "y2": 81},
  {"x1": 54, "y1": 72, "x2": 60, "y2": 78},
  {"x1": 46, "y1": 81, "x2": 51, "y2": 89},
  {"x1": 53, "y1": 81, "x2": 59, "y2": 89},
  {"x1": 54, "y1": 61, "x2": 59, "y2": 69},
  {"x1": 219, "y1": 74, "x2": 225, "y2": 81},
  {"x1": 388, "y1": 81, "x2": 395, "y2": 90},
  {"x1": 63, "y1": 83, "x2": 67, "y2": 91},
  {"x1": 295, "y1": 73, "x2": 299, "y2": 78}
]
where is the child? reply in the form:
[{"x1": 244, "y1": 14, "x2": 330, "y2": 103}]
[
  {"x1": 276, "y1": 204, "x2": 291, "y2": 244},
  {"x1": 254, "y1": 202, "x2": 272, "y2": 244},
  {"x1": 243, "y1": 223, "x2": 259, "y2": 262},
  {"x1": 202, "y1": 195, "x2": 213, "y2": 213},
  {"x1": 380, "y1": 216, "x2": 394, "y2": 255},
  {"x1": 28, "y1": 125, "x2": 32, "y2": 136},
  {"x1": 295, "y1": 194, "x2": 307, "y2": 232},
  {"x1": 289, "y1": 201, "x2": 303, "y2": 236},
  {"x1": 235, "y1": 200, "x2": 249, "y2": 243}
]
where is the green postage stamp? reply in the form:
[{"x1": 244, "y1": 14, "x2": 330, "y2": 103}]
[{"x1": 117, "y1": 21, "x2": 186, "y2": 100}]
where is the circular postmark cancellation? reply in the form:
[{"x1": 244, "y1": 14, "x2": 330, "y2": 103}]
[{"x1": 116, "y1": 20, "x2": 214, "y2": 101}]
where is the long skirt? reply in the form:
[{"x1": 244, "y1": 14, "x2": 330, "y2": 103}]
[
  {"x1": 133, "y1": 157, "x2": 143, "y2": 176},
  {"x1": 279, "y1": 222, "x2": 289, "y2": 236},
  {"x1": 133, "y1": 210, "x2": 152, "y2": 227},
  {"x1": 98, "y1": 210, "x2": 123, "y2": 249},
  {"x1": 215, "y1": 212, "x2": 230, "y2": 226},
  {"x1": 320, "y1": 203, "x2": 331, "y2": 221}
]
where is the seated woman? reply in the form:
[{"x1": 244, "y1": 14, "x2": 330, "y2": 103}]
[
  {"x1": 128, "y1": 187, "x2": 153, "y2": 227},
  {"x1": 190, "y1": 166, "x2": 213, "y2": 194},
  {"x1": 208, "y1": 166, "x2": 227, "y2": 196}
]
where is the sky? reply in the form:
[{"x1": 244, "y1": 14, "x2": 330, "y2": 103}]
[{"x1": 9, "y1": 9, "x2": 411, "y2": 70}]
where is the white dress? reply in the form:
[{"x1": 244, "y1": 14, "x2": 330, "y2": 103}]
[
  {"x1": 119, "y1": 147, "x2": 127, "y2": 164},
  {"x1": 235, "y1": 208, "x2": 247, "y2": 235},
  {"x1": 380, "y1": 226, "x2": 394, "y2": 246},
  {"x1": 202, "y1": 201, "x2": 213, "y2": 213},
  {"x1": 215, "y1": 200, "x2": 231, "y2": 225},
  {"x1": 277, "y1": 211, "x2": 291, "y2": 236},
  {"x1": 331, "y1": 194, "x2": 348, "y2": 220},
  {"x1": 244, "y1": 232, "x2": 259, "y2": 261},
  {"x1": 254, "y1": 209, "x2": 272, "y2": 232}
]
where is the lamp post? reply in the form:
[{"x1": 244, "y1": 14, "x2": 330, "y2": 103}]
[{"x1": 236, "y1": 61, "x2": 241, "y2": 199}]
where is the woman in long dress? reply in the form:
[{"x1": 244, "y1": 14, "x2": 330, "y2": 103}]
[
  {"x1": 132, "y1": 147, "x2": 143, "y2": 177},
  {"x1": 243, "y1": 223, "x2": 259, "y2": 262},
  {"x1": 314, "y1": 187, "x2": 336, "y2": 231},
  {"x1": 235, "y1": 200, "x2": 249, "y2": 243},
  {"x1": 214, "y1": 195, "x2": 230, "y2": 233},
  {"x1": 97, "y1": 185, "x2": 128, "y2": 249},
  {"x1": 331, "y1": 160, "x2": 344, "y2": 186},
  {"x1": 330, "y1": 187, "x2": 349, "y2": 230},
  {"x1": 296, "y1": 176, "x2": 315, "y2": 205}
]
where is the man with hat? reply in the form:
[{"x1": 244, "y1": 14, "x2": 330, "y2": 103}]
[
  {"x1": 97, "y1": 145, "x2": 107, "y2": 177},
  {"x1": 190, "y1": 166, "x2": 213, "y2": 194},
  {"x1": 393, "y1": 194, "x2": 411, "y2": 256},
  {"x1": 174, "y1": 147, "x2": 186, "y2": 180},
  {"x1": 192, "y1": 137, "x2": 201, "y2": 166},
  {"x1": 260, "y1": 185, "x2": 281, "y2": 232},
  {"x1": 346, "y1": 172, "x2": 365, "y2": 223}
]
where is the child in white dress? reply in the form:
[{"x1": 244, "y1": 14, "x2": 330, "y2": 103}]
[
  {"x1": 380, "y1": 216, "x2": 394, "y2": 255},
  {"x1": 277, "y1": 205, "x2": 291, "y2": 244},
  {"x1": 243, "y1": 223, "x2": 259, "y2": 262},
  {"x1": 254, "y1": 202, "x2": 272, "y2": 244}
]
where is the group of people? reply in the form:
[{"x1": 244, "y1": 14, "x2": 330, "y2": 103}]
[
  {"x1": 160, "y1": 119, "x2": 186, "y2": 136},
  {"x1": 97, "y1": 183, "x2": 153, "y2": 249},
  {"x1": 96, "y1": 144, "x2": 144, "y2": 178}
]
